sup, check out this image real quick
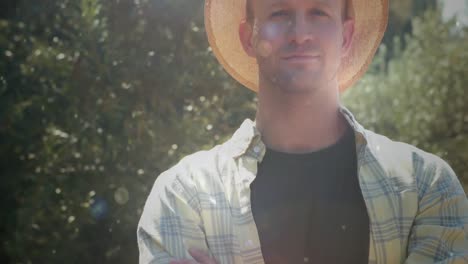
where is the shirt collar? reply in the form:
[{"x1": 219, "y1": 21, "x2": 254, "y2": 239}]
[{"x1": 225, "y1": 105, "x2": 368, "y2": 162}]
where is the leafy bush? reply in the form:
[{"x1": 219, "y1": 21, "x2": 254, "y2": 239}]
[
  {"x1": 0, "y1": 0, "x2": 254, "y2": 263},
  {"x1": 343, "y1": 9, "x2": 468, "y2": 192}
]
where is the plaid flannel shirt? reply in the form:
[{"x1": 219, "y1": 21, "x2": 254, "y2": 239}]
[{"x1": 137, "y1": 107, "x2": 468, "y2": 264}]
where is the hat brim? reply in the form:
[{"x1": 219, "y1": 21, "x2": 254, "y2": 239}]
[{"x1": 205, "y1": 0, "x2": 388, "y2": 93}]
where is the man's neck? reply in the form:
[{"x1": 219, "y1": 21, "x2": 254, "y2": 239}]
[{"x1": 255, "y1": 82, "x2": 348, "y2": 154}]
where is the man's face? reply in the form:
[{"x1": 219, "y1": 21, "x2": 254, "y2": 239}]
[{"x1": 242, "y1": 0, "x2": 353, "y2": 93}]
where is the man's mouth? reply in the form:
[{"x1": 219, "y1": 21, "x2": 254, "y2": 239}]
[{"x1": 282, "y1": 54, "x2": 320, "y2": 63}]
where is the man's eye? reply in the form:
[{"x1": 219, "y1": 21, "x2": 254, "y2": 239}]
[
  {"x1": 271, "y1": 10, "x2": 289, "y2": 17},
  {"x1": 310, "y1": 9, "x2": 327, "y2": 16}
]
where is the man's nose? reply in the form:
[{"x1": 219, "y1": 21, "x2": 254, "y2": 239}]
[{"x1": 289, "y1": 13, "x2": 315, "y2": 44}]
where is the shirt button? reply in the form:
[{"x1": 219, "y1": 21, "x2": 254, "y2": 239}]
[{"x1": 253, "y1": 146, "x2": 261, "y2": 153}]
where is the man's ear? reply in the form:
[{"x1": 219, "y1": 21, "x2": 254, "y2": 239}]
[
  {"x1": 341, "y1": 18, "x2": 355, "y2": 57},
  {"x1": 239, "y1": 20, "x2": 256, "y2": 58}
]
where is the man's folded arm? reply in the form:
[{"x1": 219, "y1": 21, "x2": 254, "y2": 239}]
[
  {"x1": 137, "y1": 167, "x2": 210, "y2": 264},
  {"x1": 405, "y1": 157, "x2": 468, "y2": 264}
]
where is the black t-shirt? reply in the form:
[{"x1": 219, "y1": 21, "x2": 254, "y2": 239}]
[{"x1": 250, "y1": 125, "x2": 370, "y2": 264}]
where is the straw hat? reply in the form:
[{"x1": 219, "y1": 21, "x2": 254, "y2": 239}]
[{"x1": 204, "y1": 0, "x2": 388, "y2": 92}]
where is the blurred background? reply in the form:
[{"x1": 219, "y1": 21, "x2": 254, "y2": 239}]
[{"x1": 0, "y1": 0, "x2": 467, "y2": 263}]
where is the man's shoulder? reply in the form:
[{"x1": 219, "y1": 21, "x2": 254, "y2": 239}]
[
  {"x1": 364, "y1": 129, "x2": 446, "y2": 164},
  {"x1": 153, "y1": 141, "x2": 235, "y2": 194},
  {"x1": 363, "y1": 129, "x2": 456, "y2": 186}
]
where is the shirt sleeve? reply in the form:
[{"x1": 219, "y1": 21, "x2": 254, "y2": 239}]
[
  {"x1": 405, "y1": 156, "x2": 468, "y2": 263},
  {"x1": 137, "y1": 166, "x2": 210, "y2": 264}
]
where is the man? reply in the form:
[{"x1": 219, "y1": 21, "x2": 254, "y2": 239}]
[{"x1": 138, "y1": 0, "x2": 468, "y2": 263}]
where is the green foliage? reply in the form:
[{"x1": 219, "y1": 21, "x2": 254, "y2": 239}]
[
  {"x1": 383, "y1": 0, "x2": 437, "y2": 59},
  {"x1": 1, "y1": 0, "x2": 254, "y2": 263},
  {"x1": 343, "y1": 9, "x2": 468, "y2": 192}
]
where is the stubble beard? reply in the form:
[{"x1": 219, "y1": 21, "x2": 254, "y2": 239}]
[{"x1": 258, "y1": 58, "x2": 325, "y2": 95}]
